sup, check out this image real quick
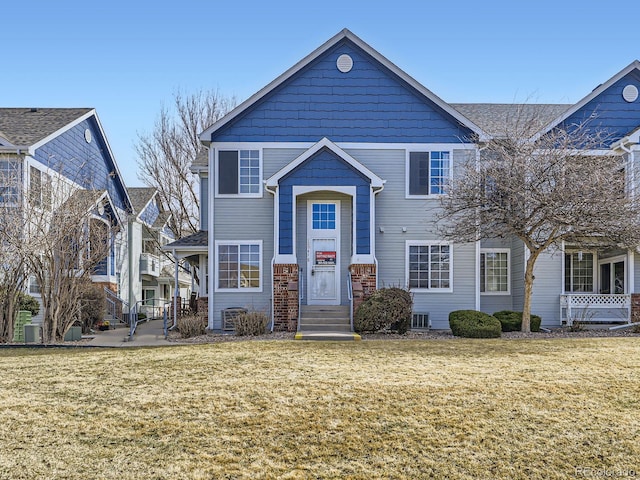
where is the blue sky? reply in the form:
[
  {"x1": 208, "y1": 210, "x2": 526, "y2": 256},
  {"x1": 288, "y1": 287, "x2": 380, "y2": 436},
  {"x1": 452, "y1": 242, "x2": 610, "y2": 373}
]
[{"x1": 3, "y1": 0, "x2": 639, "y2": 186}]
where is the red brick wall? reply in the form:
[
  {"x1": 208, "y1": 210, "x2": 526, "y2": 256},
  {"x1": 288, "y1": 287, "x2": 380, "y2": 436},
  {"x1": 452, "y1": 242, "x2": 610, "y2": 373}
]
[
  {"x1": 631, "y1": 294, "x2": 640, "y2": 323},
  {"x1": 350, "y1": 264, "x2": 377, "y2": 318},
  {"x1": 273, "y1": 264, "x2": 299, "y2": 331}
]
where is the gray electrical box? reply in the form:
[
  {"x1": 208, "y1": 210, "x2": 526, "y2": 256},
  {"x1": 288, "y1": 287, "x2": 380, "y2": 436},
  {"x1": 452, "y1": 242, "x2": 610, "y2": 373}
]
[
  {"x1": 64, "y1": 326, "x2": 82, "y2": 341},
  {"x1": 24, "y1": 324, "x2": 41, "y2": 344}
]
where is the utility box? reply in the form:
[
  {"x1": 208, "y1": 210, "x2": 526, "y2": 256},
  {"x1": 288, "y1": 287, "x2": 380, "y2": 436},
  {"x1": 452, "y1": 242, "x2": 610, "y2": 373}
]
[
  {"x1": 64, "y1": 326, "x2": 82, "y2": 341},
  {"x1": 13, "y1": 311, "x2": 32, "y2": 342},
  {"x1": 24, "y1": 324, "x2": 41, "y2": 344}
]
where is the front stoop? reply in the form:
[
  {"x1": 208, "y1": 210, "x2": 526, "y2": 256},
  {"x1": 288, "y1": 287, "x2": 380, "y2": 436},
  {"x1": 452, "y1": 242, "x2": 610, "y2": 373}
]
[{"x1": 295, "y1": 306, "x2": 361, "y2": 341}]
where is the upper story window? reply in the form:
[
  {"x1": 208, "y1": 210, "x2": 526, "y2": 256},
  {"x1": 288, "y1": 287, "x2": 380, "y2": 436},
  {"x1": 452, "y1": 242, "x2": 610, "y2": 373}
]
[
  {"x1": 407, "y1": 151, "x2": 450, "y2": 197},
  {"x1": 29, "y1": 166, "x2": 51, "y2": 209},
  {"x1": 0, "y1": 159, "x2": 20, "y2": 205},
  {"x1": 217, "y1": 150, "x2": 261, "y2": 196}
]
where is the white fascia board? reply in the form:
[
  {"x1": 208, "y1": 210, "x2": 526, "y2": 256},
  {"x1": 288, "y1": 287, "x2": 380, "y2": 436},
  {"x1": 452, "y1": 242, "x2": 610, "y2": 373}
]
[
  {"x1": 29, "y1": 109, "x2": 95, "y2": 151},
  {"x1": 266, "y1": 137, "x2": 385, "y2": 188},
  {"x1": 199, "y1": 29, "x2": 489, "y2": 143},
  {"x1": 534, "y1": 60, "x2": 640, "y2": 141}
]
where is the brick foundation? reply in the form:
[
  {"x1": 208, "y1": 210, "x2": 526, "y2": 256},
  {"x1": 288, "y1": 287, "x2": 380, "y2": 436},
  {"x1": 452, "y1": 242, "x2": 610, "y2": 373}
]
[
  {"x1": 350, "y1": 264, "x2": 377, "y2": 318},
  {"x1": 273, "y1": 264, "x2": 299, "y2": 331},
  {"x1": 197, "y1": 297, "x2": 208, "y2": 318},
  {"x1": 631, "y1": 294, "x2": 640, "y2": 323}
]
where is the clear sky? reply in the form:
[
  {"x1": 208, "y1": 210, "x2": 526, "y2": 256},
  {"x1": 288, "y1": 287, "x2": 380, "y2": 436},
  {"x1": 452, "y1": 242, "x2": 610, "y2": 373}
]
[{"x1": 3, "y1": 0, "x2": 639, "y2": 186}]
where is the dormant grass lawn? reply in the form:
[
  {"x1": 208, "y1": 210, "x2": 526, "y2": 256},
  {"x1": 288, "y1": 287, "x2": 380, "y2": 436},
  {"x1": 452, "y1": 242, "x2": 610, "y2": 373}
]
[{"x1": 0, "y1": 338, "x2": 638, "y2": 479}]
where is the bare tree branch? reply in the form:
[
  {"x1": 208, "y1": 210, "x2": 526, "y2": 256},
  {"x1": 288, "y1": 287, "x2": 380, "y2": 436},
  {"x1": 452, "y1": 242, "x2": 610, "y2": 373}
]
[
  {"x1": 136, "y1": 89, "x2": 236, "y2": 238},
  {"x1": 439, "y1": 109, "x2": 640, "y2": 331}
]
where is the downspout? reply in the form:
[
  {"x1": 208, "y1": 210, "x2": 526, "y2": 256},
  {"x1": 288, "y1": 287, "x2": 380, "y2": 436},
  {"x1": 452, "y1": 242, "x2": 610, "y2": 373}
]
[
  {"x1": 265, "y1": 182, "x2": 277, "y2": 331},
  {"x1": 372, "y1": 184, "x2": 385, "y2": 289}
]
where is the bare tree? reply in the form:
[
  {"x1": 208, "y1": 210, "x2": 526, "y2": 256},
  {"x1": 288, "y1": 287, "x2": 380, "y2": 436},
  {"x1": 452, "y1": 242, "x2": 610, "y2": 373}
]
[
  {"x1": 17, "y1": 182, "x2": 116, "y2": 343},
  {"x1": 136, "y1": 89, "x2": 236, "y2": 238},
  {"x1": 0, "y1": 158, "x2": 28, "y2": 342},
  {"x1": 439, "y1": 108, "x2": 640, "y2": 331}
]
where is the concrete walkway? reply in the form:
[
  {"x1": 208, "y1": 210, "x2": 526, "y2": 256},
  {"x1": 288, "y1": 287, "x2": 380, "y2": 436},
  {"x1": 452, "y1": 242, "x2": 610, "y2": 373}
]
[{"x1": 86, "y1": 319, "x2": 172, "y2": 347}]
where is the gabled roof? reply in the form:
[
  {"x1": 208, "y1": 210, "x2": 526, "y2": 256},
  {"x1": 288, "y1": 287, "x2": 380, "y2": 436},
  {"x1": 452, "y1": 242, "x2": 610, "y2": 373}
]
[
  {"x1": 61, "y1": 189, "x2": 122, "y2": 227},
  {"x1": 536, "y1": 60, "x2": 640, "y2": 139},
  {"x1": 265, "y1": 137, "x2": 385, "y2": 188},
  {"x1": 0, "y1": 108, "x2": 92, "y2": 147},
  {"x1": 128, "y1": 187, "x2": 157, "y2": 215},
  {"x1": 200, "y1": 29, "x2": 488, "y2": 143}
]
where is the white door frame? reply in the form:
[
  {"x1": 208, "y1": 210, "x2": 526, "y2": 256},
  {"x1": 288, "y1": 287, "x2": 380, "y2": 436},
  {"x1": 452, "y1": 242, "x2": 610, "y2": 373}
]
[{"x1": 307, "y1": 200, "x2": 341, "y2": 305}]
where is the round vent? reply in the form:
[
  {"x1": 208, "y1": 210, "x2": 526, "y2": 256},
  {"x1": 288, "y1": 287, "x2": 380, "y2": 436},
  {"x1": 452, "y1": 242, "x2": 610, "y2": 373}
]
[
  {"x1": 622, "y1": 84, "x2": 638, "y2": 103},
  {"x1": 336, "y1": 54, "x2": 353, "y2": 73},
  {"x1": 84, "y1": 128, "x2": 92, "y2": 143}
]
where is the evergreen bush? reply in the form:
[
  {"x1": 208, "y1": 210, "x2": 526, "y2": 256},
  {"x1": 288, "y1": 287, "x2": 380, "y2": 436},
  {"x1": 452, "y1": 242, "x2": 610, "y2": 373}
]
[
  {"x1": 354, "y1": 287, "x2": 412, "y2": 333},
  {"x1": 493, "y1": 310, "x2": 541, "y2": 332},
  {"x1": 449, "y1": 310, "x2": 501, "y2": 338}
]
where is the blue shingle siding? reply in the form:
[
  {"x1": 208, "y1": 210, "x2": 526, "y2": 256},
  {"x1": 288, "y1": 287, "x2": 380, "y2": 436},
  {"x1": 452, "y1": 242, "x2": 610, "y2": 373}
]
[
  {"x1": 210, "y1": 40, "x2": 474, "y2": 144},
  {"x1": 278, "y1": 147, "x2": 371, "y2": 255},
  {"x1": 560, "y1": 70, "x2": 640, "y2": 146},
  {"x1": 139, "y1": 199, "x2": 160, "y2": 226},
  {"x1": 33, "y1": 117, "x2": 129, "y2": 211}
]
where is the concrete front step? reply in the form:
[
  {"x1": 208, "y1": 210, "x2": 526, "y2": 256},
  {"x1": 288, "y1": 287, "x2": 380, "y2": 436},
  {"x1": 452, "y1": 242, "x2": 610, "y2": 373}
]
[
  {"x1": 300, "y1": 306, "x2": 350, "y2": 319},
  {"x1": 298, "y1": 323, "x2": 352, "y2": 332},
  {"x1": 295, "y1": 331, "x2": 361, "y2": 341}
]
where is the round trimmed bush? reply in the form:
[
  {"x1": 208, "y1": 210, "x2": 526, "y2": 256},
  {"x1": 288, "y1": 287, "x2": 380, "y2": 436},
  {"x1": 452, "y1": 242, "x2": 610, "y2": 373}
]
[
  {"x1": 493, "y1": 310, "x2": 541, "y2": 332},
  {"x1": 449, "y1": 310, "x2": 501, "y2": 338},
  {"x1": 354, "y1": 287, "x2": 412, "y2": 334}
]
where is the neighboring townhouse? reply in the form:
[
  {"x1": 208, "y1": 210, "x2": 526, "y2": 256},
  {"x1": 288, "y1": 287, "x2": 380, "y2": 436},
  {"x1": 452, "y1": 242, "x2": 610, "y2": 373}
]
[
  {"x1": 177, "y1": 29, "x2": 640, "y2": 332},
  {"x1": 0, "y1": 108, "x2": 132, "y2": 323},
  {"x1": 127, "y1": 187, "x2": 192, "y2": 317}
]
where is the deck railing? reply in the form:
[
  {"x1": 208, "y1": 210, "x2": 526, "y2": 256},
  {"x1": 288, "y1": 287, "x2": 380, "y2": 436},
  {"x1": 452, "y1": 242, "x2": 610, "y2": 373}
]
[{"x1": 560, "y1": 294, "x2": 631, "y2": 325}]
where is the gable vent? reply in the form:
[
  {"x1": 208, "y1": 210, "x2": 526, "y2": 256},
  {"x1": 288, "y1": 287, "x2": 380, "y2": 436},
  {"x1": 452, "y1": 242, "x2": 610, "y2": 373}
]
[
  {"x1": 336, "y1": 54, "x2": 353, "y2": 73},
  {"x1": 622, "y1": 85, "x2": 638, "y2": 103}
]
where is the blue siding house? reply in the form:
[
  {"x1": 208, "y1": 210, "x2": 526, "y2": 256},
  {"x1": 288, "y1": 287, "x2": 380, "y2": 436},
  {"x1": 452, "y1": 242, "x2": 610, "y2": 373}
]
[
  {"x1": 174, "y1": 29, "x2": 640, "y2": 332},
  {"x1": 0, "y1": 108, "x2": 133, "y2": 317}
]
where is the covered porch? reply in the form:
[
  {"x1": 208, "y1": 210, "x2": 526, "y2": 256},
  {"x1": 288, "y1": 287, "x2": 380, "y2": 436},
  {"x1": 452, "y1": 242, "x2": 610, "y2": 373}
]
[{"x1": 560, "y1": 245, "x2": 634, "y2": 325}]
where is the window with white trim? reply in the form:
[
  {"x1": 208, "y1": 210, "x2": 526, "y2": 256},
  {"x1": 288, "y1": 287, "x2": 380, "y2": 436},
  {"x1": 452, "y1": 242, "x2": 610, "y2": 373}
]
[
  {"x1": 0, "y1": 159, "x2": 20, "y2": 205},
  {"x1": 480, "y1": 250, "x2": 510, "y2": 294},
  {"x1": 216, "y1": 241, "x2": 262, "y2": 291},
  {"x1": 218, "y1": 150, "x2": 261, "y2": 195},
  {"x1": 407, "y1": 151, "x2": 450, "y2": 196},
  {"x1": 407, "y1": 242, "x2": 451, "y2": 291},
  {"x1": 564, "y1": 251, "x2": 594, "y2": 293},
  {"x1": 29, "y1": 166, "x2": 51, "y2": 209}
]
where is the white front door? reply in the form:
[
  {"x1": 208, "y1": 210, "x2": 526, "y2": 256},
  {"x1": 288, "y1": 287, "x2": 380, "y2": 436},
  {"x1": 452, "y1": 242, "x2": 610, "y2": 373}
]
[{"x1": 307, "y1": 201, "x2": 340, "y2": 305}]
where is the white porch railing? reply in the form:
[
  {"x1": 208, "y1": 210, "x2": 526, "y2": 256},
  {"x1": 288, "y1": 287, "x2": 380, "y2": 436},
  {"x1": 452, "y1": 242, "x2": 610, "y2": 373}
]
[{"x1": 560, "y1": 294, "x2": 631, "y2": 325}]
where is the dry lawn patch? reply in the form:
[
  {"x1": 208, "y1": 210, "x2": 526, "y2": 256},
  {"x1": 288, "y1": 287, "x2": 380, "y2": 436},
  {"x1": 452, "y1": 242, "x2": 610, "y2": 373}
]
[{"x1": 0, "y1": 339, "x2": 638, "y2": 479}]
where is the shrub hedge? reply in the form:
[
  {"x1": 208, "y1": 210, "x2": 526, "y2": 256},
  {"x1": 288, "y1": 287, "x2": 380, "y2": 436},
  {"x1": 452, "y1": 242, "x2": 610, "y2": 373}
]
[
  {"x1": 449, "y1": 310, "x2": 501, "y2": 338},
  {"x1": 354, "y1": 287, "x2": 412, "y2": 334},
  {"x1": 177, "y1": 315, "x2": 207, "y2": 338},
  {"x1": 493, "y1": 310, "x2": 541, "y2": 332},
  {"x1": 234, "y1": 310, "x2": 270, "y2": 336}
]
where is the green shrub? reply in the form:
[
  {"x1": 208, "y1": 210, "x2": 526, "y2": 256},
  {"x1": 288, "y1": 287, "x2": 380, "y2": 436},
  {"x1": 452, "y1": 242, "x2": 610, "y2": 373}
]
[
  {"x1": 493, "y1": 311, "x2": 541, "y2": 332},
  {"x1": 354, "y1": 287, "x2": 413, "y2": 334},
  {"x1": 449, "y1": 310, "x2": 501, "y2": 338},
  {"x1": 177, "y1": 315, "x2": 207, "y2": 338},
  {"x1": 79, "y1": 284, "x2": 106, "y2": 333},
  {"x1": 234, "y1": 310, "x2": 269, "y2": 336},
  {"x1": 17, "y1": 292, "x2": 40, "y2": 316}
]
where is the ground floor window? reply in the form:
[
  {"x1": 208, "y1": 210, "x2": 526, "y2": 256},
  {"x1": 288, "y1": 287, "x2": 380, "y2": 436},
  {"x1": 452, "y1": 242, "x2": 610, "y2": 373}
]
[
  {"x1": 564, "y1": 251, "x2": 594, "y2": 293},
  {"x1": 480, "y1": 249, "x2": 509, "y2": 294},
  {"x1": 215, "y1": 241, "x2": 262, "y2": 291},
  {"x1": 406, "y1": 242, "x2": 451, "y2": 291}
]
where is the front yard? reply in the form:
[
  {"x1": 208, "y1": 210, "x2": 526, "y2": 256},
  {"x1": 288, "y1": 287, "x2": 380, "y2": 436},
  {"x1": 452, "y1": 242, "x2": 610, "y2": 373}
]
[{"x1": 0, "y1": 338, "x2": 638, "y2": 479}]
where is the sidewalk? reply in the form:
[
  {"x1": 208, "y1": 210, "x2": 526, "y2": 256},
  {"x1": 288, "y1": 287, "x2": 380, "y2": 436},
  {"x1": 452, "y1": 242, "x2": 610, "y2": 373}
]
[{"x1": 86, "y1": 319, "x2": 173, "y2": 347}]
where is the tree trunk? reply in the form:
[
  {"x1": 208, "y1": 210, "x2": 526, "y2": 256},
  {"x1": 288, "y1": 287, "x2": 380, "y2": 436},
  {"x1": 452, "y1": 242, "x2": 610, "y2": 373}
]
[{"x1": 521, "y1": 250, "x2": 540, "y2": 333}]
